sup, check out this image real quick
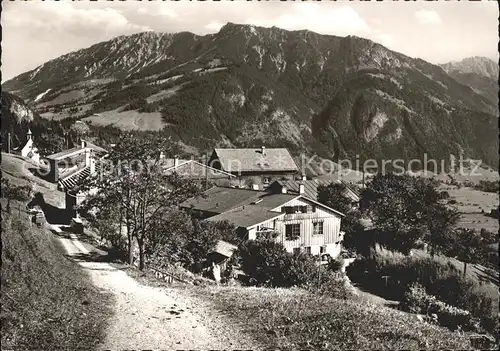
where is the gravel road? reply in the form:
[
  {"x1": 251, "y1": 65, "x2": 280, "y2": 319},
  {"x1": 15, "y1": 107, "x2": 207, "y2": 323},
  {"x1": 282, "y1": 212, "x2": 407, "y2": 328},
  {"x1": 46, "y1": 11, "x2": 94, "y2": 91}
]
[{"x1": 58, "y1": 232, "x2": 258, "y2": 350}]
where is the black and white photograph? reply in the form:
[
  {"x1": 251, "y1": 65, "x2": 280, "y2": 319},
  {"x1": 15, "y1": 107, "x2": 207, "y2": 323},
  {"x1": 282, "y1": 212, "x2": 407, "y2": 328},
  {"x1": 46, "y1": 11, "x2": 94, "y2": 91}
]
[{"x1": 1, "y1": 0, "x2": 498, "y2": 349}]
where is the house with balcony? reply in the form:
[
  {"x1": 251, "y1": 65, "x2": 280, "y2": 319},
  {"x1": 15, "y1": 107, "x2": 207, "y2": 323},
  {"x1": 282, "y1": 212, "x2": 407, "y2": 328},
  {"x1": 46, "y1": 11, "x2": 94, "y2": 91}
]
[
  {"x1": 42, "y1": 140, "x2": 108, "y2": 218},
  {"x1": 207, "y1": 146, "x2": 299, "y2": 189},
  {"x1": 180, "y1": 184, "x2": 345, "y2": 259}
]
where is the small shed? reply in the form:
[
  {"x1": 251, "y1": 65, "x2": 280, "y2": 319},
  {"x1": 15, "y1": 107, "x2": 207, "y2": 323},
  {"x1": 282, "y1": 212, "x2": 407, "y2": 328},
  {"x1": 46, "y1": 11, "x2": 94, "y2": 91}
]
[{"x1": 206, "y1": 240, "x2": 237, "y2": 272}]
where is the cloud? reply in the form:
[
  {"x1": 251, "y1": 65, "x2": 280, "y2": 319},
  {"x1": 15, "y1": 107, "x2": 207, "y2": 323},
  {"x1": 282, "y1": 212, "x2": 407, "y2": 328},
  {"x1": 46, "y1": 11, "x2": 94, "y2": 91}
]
[
  {"x1": 204, "y1": 21, "x2": 225, "y2": 32},
  {"x1": 4, "y1": 1, "x2": 151, "y2": 39},
  {"x1": 137, "y1": 6, "x2": 177, "y2": 18},
  {"x1": 2, "y1": 1, "x2": 151, "y2": 81},
  {"x1": 246, "y1": 4, "x2": 371, "y2": 37},
  {"x1": 374, "y1": 33, "x2": 395, "y2": 49},
  {"x1": 415, "y1": 9, "x2": 442, "y2": 24}
]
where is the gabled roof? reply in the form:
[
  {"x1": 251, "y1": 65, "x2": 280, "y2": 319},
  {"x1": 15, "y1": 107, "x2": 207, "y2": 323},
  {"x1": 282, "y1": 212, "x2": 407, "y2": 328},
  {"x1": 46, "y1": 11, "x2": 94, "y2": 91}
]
[
  {"x1": 212, "y1": 148, "x2": 298, "y2": 173},
  {"x1": 181, "y1": 185, "x2": 344, "y2": 230},
  {"x1": 83, "y1": 140, "x2": 108, "y2": 155},
  {"x1": 46, "y1": 141, "x2": 107, "y2": 161},
  {"x1": 213, "y1": 240, "x2": 238, "y2": 257},
  {"x1": 206, "y1": 208, "x2": 283, "y2": 229},
  {"x1": 164, "y1": 159, "x2": 235, "y2": 178},
  {"x1": 180, "y1": 186, "x2": 296, "y2": 214},
  {"x1": 271, "y1": 179, "x2": 360, "y2": 203}
]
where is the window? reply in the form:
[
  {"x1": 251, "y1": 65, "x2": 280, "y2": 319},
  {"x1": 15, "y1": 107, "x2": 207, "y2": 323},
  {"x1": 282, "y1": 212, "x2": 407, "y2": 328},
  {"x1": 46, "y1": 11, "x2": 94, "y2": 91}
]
[
  {"x1": 256, "y1": 224, "x2": 275, "y2": 240},
  {"x1": 293, "y1": 247, "x2": 301, "y2": 254},
  {"x1": 304, "y1": 247, "x2": 311, "y2": 254},
  {"x1": 282, "y1": 206, "x2": 308, "y2": 214},
  {"x1": 285, "y1": 224, "x2": 300, "y2": 240},
  {"x1": 320, "y1": 246, "x2": 326, "y2": 254},
  {"x1": 313, "y1": 221, "x2": 324, "y2": 235}
]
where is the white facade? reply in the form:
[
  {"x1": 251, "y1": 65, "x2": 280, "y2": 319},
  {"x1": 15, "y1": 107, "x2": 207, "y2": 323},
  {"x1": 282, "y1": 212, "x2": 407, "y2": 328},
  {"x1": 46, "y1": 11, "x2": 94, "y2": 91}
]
[
  {"x1": 20, "y1": 131, "x2": 40, "y2": 164},
  {"x1": 246, "y1": 197, "x2": 344, "y2": 259}
]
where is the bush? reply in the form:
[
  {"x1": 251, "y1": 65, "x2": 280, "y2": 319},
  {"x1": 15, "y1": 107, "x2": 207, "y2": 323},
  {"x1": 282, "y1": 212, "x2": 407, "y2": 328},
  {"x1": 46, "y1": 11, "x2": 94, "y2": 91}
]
[
  {"x1": 327, "y1": 258, "x2": 344, "y2": 272},
  {"x1": 474, "y1": 180, "x2": 499, "y2": 193},
  {"x1": 311, "y1": 272, "x2": 354, "y2": 299},
  {"x1": 238, "y1": 240, "x2": 319, "y2": 288},
  {"x1": 401, "y1": 283, "x2": 480, "y2": 332},
  {"x1": 347, "y1": 245, "x2": 498, "y2": 336}
]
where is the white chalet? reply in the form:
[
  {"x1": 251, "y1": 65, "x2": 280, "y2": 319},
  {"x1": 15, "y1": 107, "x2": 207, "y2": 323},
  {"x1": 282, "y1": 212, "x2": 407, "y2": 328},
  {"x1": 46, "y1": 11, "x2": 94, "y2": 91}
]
[{"x1": 180, "y1": 185, "x2": 345, "y2": 259}]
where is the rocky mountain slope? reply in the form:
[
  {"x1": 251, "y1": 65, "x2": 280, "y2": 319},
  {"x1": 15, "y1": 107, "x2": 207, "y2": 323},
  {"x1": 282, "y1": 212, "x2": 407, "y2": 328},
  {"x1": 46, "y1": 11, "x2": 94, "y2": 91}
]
[
  {"x1": 440, "y1": 56, "x2": 498, "y2": 106},
  {"x1": 1, "y1": 92, "x2": 40, "y2": 150},
  {"x1": 3, "y1": 23, "x2": 498, "y2": 169}
]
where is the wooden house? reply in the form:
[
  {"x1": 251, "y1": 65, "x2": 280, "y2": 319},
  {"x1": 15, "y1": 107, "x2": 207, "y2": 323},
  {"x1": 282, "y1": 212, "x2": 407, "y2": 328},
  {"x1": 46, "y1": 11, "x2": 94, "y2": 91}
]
[
  {"x1": 208, "y1": 147, "x2": 299, "y2": 189},
  {"x1": 161, "y1": 155, "x2": 237, "y2": 187},
  {"x1": 45, "y1": 140, "x2": 107, "y2": 185},
  {"x1": 180, "y1": 185, "x2": 345, "y2": 260}
]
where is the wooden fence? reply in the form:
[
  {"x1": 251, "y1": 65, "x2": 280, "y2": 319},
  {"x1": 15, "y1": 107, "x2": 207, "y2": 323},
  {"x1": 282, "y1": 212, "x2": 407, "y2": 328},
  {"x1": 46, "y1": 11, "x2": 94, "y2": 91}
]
[{"x1": 147, "y1": 265, "x2": 192, "y2": 285}]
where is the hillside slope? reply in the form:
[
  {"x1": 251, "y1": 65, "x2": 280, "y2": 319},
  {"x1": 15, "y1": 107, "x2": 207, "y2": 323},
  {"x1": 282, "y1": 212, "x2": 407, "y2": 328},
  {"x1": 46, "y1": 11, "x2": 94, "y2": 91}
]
[
  {"x1": 3, "y1": 23, "x2": 498, "y2": 168},
  {"x1": 0, "y1": 209, "x2": 111, "y2": 349}
]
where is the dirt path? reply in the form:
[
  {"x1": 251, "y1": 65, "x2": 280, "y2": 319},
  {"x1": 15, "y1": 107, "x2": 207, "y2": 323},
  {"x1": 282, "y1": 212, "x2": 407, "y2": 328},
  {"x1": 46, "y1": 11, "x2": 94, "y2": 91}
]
[{"x1": 58, "y1": 231, "x2": 258, "y2": 350}]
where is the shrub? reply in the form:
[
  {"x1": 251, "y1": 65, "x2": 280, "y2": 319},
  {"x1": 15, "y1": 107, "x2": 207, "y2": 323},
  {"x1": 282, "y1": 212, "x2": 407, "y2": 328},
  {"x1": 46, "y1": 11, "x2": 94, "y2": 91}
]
[
  {"x1": 401, "y1": 283, "x2": 480, "y2": 332},
  {"x1": 311, "y1": 272, "x2": 354, "y2": 299},
  {"x1": 327, "y1": 258, "x2": 344, "y2": 272},
  {"x1": 238, "y1": 240, "x2": 318, "y2": 288},
  {"x1": 474, "y1": 180, "x2": 499, "y2": 193},
  {"x1": 347, "y1": 245, "x2": 498, "y2": 336}
]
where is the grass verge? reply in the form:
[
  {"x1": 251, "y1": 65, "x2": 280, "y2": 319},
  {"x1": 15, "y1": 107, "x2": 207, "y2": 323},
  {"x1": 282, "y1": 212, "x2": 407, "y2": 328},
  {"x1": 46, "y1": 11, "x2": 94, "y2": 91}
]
[
  {"x1": 190, "y1": 285, "x2": 473, "y2": 349},
  {"x1": 1, "y1": 205, "x2": 112, "y2": 350}
]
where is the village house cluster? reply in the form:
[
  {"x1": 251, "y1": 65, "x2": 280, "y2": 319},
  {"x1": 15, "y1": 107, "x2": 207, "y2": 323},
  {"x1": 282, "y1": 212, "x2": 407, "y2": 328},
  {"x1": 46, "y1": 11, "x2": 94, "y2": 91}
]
[{"x1": 17, "y1": 130, "x2": 356, "y2": 261}]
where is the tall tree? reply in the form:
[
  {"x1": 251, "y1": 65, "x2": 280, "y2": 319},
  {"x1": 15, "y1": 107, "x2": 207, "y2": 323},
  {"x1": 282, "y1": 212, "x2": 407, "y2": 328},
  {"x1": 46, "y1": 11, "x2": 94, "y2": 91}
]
[
  {"x1": 79, "y1": 132, "x2": 200, "y2": 269},
  {"x1": 317, "y1": 182, "x2": 352, "y2": 214},
  {"x1": 317, "y1": 182, "x2": 365, "y2": 252},
  {"x1": 445, "y1": 228, "x2": 488, "y2": 276},
  {"x1": 360, "y1": 173, "x2": 459, "y2": 254}
]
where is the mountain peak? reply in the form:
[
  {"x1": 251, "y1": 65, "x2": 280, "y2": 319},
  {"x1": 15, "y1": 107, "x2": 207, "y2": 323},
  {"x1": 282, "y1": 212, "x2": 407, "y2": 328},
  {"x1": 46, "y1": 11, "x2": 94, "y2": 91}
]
[{"x1": 440, "y1": 56, "x2": 498, "y2": 80}]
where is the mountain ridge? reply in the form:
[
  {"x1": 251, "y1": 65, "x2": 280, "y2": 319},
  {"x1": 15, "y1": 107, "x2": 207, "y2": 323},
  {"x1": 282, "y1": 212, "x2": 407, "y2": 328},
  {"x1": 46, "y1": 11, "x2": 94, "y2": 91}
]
[{"x1": 2, "y1": 23, "x2": 498, "y2": 169}]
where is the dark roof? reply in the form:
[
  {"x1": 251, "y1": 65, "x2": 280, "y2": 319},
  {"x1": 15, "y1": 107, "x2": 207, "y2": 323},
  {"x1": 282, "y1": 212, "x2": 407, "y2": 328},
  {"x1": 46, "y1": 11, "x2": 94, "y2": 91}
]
[
  {"x1": 164, "y1": 160, "x2": 235, "y2": 178},
  {"x1": 181, "y1": 186, "x2": 344, "y2": 229},
  {"x1": 207, "y1": 208, "x2": 283, "y2": 228},
  {"x1": 180, "y1": 186, "x2": 297, "y2": 214},
  {"x1": 272, "y1": 179, "x2": 360, "y2": 203},
  {"x1": 212, "y1": 148, "x2": 298, "y2": 173}
]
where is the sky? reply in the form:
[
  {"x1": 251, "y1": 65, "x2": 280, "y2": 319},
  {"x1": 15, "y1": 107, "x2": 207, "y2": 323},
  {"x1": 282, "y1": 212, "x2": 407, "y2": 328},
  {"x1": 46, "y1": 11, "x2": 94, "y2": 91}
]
[{"x1": 1, "y1": 0, "x2": 498, "y2": 82}]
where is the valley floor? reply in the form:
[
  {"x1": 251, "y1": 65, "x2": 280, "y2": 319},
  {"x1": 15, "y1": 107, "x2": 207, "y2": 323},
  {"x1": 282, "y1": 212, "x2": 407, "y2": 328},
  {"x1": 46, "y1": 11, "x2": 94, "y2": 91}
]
[{"x1": 57, "y1": 228, "x2": 259, "y2": 350}]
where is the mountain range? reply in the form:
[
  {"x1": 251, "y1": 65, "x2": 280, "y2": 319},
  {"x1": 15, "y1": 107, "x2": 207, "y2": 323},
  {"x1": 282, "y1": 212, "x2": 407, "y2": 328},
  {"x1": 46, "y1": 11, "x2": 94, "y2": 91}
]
[{"x1": 2, "y1": 23, "x2": 499, "y2": 169}]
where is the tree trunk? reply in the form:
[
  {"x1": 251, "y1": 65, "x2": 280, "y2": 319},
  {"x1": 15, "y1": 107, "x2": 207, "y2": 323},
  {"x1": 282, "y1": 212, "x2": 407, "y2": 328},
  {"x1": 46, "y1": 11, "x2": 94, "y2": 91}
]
[
  {"x1": 126, "y1": 222, "x2": 134, "y2": 266},
  {"x1": 463, "y1": 262, "x2": 467, "y2": 277},
  {"x1": 138, "y1": 238, "x2": 145, "y2": 271}
]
